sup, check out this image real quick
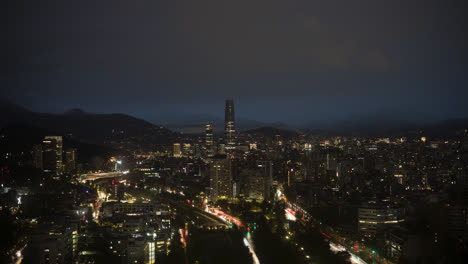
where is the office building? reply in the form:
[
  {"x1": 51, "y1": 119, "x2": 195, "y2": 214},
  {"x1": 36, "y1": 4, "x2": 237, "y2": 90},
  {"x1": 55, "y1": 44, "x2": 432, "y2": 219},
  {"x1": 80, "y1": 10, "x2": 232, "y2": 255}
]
[
  {"x1": 32, "y1": 144, "x2": 43, "y2": 170},
  {"x1": 64, "y1": 148, "x2": 77, "y2": 174},
  {"x1": 24, "y1": 223, "x2": 77, "y2": 264},
  {"x1": 245, "y1": 169, "x2": 264, "y2": 200},
  {"x1": 42, "y1": 136, "x2": 63, "y2": 176},
  {"x1": 111, "y1": 180, "x2": 124, "y2": 201},
  {"x1": 173, "y1": 143, "x2": 181, "y2": 158},
  {"x1": 224, "y1": 99, "x2": 235, "y2": 151},
  {"x1": 257, "y1": 160, "x2": 273, "y2": 201},
  {"x1": 358, "y1": 201, "x2": 406, "y2": 237},
  {"x1": 209, "y1": 155, "x2": 232, "y2": 200},
  {"x1": 205, "y1": 122, "x2": 214, "y2": 156}
]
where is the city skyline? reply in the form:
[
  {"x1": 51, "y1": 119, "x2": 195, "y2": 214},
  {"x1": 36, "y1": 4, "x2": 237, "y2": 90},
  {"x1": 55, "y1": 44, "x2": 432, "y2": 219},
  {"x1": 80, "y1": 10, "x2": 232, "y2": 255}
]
[{"x1": 3, "y1": 1, "x2": 468, "y2": 264}]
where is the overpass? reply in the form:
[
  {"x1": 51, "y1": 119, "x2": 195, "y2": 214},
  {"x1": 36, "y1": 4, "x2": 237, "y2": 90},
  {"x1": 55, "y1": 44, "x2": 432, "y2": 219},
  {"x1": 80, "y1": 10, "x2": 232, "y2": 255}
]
[{"x1": 78, "y1": 171, "x2": 126, "y2": 182}]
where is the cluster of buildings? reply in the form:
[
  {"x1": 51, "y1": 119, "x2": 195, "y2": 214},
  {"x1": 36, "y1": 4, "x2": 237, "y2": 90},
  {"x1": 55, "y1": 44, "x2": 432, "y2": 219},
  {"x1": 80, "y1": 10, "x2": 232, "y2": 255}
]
[
  {"x1": 96, "y1": 199, "x2": 172, "y2": 264},
  {"x1": 3, "y1": 99, "x2": 468, "y2": 263},
  {"x1": 130, "y1": 100, "x2": 468, "y2": 262},
  {"x1": 32, "y1": 136, "x2": 77, "y2": 177},
  {"x1": 16, "y1": 178, "x2": 173, "y2": 264},
  {"x1": 166, "y1": 100, "x2": 274, "y2": 202}
]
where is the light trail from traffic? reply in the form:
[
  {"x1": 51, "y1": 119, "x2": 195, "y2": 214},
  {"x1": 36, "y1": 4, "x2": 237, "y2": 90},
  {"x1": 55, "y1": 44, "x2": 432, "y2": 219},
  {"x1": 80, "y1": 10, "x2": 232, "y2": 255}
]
[
  {"x1": 244, "y1": 237, "x2": 261, "y2": 264},
  {"x1": 78, "y1": 171, "x2": 127, "y2": 182},
  {"x1": 278, "y1": 188, "x2": 367, "y2": 264},
  {"x1": 206, "y1": 207, "x2": 260, "y2": 264},
  {"x1": 329, "y1": 242, "x2": 367, "y2": 264},
  {"x1": 285, "y1": 208, "x2": 297, "y2": 221}
]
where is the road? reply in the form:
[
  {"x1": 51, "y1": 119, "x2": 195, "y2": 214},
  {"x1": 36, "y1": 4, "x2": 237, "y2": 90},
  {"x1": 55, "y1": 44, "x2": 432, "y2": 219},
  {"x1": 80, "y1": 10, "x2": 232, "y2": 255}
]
[
  {"x1": 90, "y1": 180, "x2": 259, "y2": 264},
  {"x1": 279, "y1": 189, "x2": 368, "y2": 264},
  {"x1": 78, "y1": 171, "x2": 126, "y2": 182},
  {"x1": 205, "y1": 207, "x2": 261, "y2": 264},
  {"x1": 191, "y1": 207, "x2": 229, "y2": 228}
]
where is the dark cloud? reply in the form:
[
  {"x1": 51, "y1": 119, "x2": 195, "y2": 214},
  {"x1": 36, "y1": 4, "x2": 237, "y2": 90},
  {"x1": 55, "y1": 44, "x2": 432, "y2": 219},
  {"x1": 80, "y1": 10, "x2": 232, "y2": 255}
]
[{"x1": 3, "y1": 0, "x2": 468, "y2": 124}]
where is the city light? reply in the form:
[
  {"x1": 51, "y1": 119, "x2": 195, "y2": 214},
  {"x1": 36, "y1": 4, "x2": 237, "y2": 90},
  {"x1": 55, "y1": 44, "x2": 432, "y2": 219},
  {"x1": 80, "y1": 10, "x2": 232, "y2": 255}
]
[{"x1": 3, "y1": 88, "x2": 464, "y2": 264}]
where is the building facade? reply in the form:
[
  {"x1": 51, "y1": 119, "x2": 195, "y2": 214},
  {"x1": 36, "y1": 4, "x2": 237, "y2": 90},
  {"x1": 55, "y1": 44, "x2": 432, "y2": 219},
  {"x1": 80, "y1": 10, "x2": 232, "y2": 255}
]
[
  {"x1": 42, "y1": 136, "x2": 63, "y2": 176},
  {"x1": 358, "y1": 201, "x2": 406, "y2": 237},
  {"x1": 205, "y1": 122, "x2": 214, "y2": 156},
  {"x1": 210, "y1": 155, "x2": 232, "y2": 200},
  {"x1": 224, "y1": 99, "x2": 235, "y2": 151}
]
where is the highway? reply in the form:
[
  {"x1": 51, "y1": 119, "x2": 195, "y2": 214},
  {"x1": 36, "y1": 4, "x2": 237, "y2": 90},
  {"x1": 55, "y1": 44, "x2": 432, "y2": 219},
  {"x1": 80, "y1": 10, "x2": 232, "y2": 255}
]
[
  {"x1": 78, "y1": 171, "x2": 127, "y2": 182},
  {"x1": 279, "y1": 189, "x2": 368, "y2": 264},
  {"x1": 205, "y1": 207, "x2": 261, "y2": 264}
]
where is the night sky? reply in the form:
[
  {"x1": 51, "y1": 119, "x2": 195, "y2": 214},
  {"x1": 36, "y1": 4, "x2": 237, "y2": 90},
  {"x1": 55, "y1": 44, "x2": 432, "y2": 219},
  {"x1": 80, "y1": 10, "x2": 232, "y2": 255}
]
[{"x1": 4, "y1": 0, "x2": 468, "y2": 126}]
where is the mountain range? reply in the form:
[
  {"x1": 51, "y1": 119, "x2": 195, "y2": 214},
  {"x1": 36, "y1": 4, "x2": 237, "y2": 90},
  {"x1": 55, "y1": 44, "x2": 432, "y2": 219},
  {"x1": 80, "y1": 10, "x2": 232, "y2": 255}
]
[
  {"x1": 1, "y1": 99, "x2": 468, "y2": 142},
  {"x1": 0, "y1": 99, "x2": 178, "y2": 145}
]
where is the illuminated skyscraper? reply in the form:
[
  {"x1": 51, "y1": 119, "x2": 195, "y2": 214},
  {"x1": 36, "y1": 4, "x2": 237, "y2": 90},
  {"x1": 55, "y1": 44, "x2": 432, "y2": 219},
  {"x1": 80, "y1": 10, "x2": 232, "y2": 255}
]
[
  {"x1": 209, "y1": 155, "x2": 232, "y2": 200},
  {"x1": 205, "y1": 122, "x2": 213, "y2": 147},
  {"x1": 224, "y1": 99, "x2": 235, "y2": 150},
  {"x1": 42, "y1": 136, "x2": 63, "y2": 176}
]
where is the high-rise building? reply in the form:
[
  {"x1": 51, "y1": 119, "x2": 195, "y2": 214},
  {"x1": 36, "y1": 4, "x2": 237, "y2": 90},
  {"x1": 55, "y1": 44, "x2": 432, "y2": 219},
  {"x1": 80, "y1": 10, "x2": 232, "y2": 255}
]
[
  {"x1": 224, "y1": 99, "x2": 235, "y2": 151},
  {"x1": 24, "y1": 223, "x2": 77, "y2": 264},
  {"x1": 145, "y1": 241, "x2": 156, "y2": 264},
  {"x1": 42, "y1": 136, "x2": 63, "y2": 176},
  {"x1": 258, "y1": 160, "x2": 273, "y2": 201},
  {"x1": 237, "y1": 161, "x2": 273, "y2": 201},
  {"x1": 32, "y1": 144, "x2": 43, "y2": 170},
  {"x1": 209, "y1": 154, "x2": 232, "y2": 200},
  {"x1": 64, "y1": 148, "x2": 77, "y2": 174},
  {"x1": 111, "y1": 179, "x2": 124, "y2": 201},
  {"x1": 192, "y1": 143, "x2": 201, "y2": 159},
  {"x1": 358, "y1": 201, "x2": 406, "y2": 237},
  {"x1": 205, "y1": 122, "x2": 214, "y2": 156},
  {"x1": 183, "y1": 143, "x2": 191, "y2": 156},
  {"x1": 218, "y1": 143, "x2": 226, "y2": 155},
  {"x1": 247, "y1": 169, "x2": 264, "y2": 200},
  {"x1": 173, "y1": 143, "x2": 181, "y2": 158}
]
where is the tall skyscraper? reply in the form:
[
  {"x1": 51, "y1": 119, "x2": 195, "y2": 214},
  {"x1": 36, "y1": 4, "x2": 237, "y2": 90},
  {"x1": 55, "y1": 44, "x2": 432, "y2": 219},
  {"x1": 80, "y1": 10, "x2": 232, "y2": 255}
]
[
  {"x1": 205, "y1": 122, "x2": 214, "y2": 156},
  {"x1": 32, "y1": 144, "x2": 43, "y2": 170},
  {"x1": 42, "y1": 136, "x2": 63, "y2": 176},
  {"x1": 224, "y1": 99, "x2": 235, "y2": 150},
  {"x1": 64, "y1": 148, "x2": 77, "y2": 174},
  {"x1": 209, "y1": 154, "x2": 232, "y2": 201},
  {"x1": 257, "y1": 160, "x2": 273, "y2": 201},
  {"x1": 205, "y1": 122, "x2": 213, "y2": 147}
]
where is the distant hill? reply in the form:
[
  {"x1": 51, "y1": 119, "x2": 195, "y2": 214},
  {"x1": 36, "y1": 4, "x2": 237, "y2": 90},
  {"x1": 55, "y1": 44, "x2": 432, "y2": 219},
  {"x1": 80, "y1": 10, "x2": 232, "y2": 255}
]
[
  {"x1": 3, "y1": 99, "x2": 466, "y2": 141},
  {"x1": 0, "y1": 99, "x2": 179, "y2": 145}
]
